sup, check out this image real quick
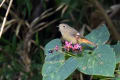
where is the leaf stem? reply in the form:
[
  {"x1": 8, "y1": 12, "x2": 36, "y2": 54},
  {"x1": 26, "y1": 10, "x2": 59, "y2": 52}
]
[{"x1": 80, "y1": 72, "x2": 84, "y2": 80}]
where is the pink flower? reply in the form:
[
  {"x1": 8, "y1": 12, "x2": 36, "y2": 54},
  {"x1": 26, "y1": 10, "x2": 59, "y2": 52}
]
[
  {"x1": 54, "y1": 45, "x2": 59, "y2": 51},
  {"x1": 64, "y1": 41, "x2": 73, "y2": 51},
  {"x1": 72, "y1": 44, "x2": 82, "y2": 51}
]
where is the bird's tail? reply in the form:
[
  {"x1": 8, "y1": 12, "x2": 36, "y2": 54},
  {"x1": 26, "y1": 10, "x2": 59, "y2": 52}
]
[{"x1": 78, "y1": 38, "x2": 97, "y2": 46}]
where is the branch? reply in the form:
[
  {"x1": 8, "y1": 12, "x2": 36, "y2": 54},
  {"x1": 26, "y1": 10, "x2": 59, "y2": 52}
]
[
  {"x1": 31, "y1": 4, "x2": 64, "y2": 28},
  {"x1": 0, "y1": 0, "x2": 6, "y2": 8},
  {"x1": 34, "y1": 19, "x2": 58, "y2": 33},
  {"x1": 80, "y1": 72, "x2": 84, "y2": 80},
  {"x1": 2, "y1": 4, "x2": 18, "y2": 18},
  {"x1": 0, "y1": 0, "x2": 13, "y2": 38}
]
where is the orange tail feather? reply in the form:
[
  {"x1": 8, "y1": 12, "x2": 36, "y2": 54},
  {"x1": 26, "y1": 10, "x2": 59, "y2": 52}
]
[{"x1": 79, "y1": 39, "x2": 96, "y2": 46}]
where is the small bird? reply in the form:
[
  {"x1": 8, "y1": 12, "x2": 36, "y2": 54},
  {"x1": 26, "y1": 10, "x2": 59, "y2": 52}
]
[{"x1": 58, "y1": 23, "x2": 96, "y2": 46}]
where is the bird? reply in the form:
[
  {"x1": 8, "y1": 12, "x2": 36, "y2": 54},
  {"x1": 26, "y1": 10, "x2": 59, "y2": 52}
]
[{"x1": 57, "y1": 23, "x2": 96, "y2": 46}]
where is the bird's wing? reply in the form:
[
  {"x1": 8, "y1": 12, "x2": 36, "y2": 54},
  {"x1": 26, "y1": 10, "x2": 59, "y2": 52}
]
[
  {"x1": 71, "y1": 31, "x2": 85, "y2": 39},
  {"x1": 68, "y1": 27, "x2": 78, "y2": 37},
  {"x1": 70, "y1": 31, "x2": 78, "y2": 37}
]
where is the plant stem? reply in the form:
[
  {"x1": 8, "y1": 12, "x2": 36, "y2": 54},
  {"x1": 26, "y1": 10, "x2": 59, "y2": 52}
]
[
  {"x1": 0, "y1": 0, "x2": 13, "y2": 38},
  {"x1": 0, "y1": 0, "x2": 6, "y2": 8},
  {"x1": 80, "y1": 72, "x2": 84, "y2": 80},
  {"x1": 90, "y1": 75, "x2": 93, "y2": 80}
]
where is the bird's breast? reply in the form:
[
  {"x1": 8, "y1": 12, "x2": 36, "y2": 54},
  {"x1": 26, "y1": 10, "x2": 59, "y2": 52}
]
[{"x1": 62, "y1": 33, "x2": 77, "y2": 44}]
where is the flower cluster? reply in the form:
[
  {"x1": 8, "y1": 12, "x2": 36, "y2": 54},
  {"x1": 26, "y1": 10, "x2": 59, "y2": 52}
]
[
  {"x1": 48, "y1": 41, "x2": 82, "y2": 53},
  {"x1": 64, "y1": 41, "x2": 82, "y2": 51}
]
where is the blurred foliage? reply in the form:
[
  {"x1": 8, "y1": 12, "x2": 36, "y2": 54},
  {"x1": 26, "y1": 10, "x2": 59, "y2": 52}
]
[
  {"x1": 16, "y1": 0, "x2": 32, "y2": 17},
  {"x1": 0, "y1": 0, "x2": 120, "y2": 80}
]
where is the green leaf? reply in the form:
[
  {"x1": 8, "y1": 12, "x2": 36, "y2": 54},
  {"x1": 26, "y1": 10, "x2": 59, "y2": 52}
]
[
  {"x1": 77, "y1": 45, "x2": 116, "y2": 77},
  {"x1": 54, "y1": 57, "x2": 79, "y2": 80},
  {"x1": 25, "y1": 0, "x2": 32, "y2": 17},
  {"x1": 0, "y1": 37, "x2": 12, "y2": 45},
  {"x1": 42, "y1": 56, "x2": 79, "y2": 80},
  {"x1": 43, "y1": 39, "x2": 79, "y2": 80},
  {"x1": 44, "y1": 39, "x2": 62, "y2": 55},
  {"x1": 112, "y1": 41, "x2": 120, "y2": 64},
  {"x1": 42, "y1": 39, "x2": 65, "y2": 80},
  {"x1": 86, "y1": 24, "x2": 110, "y2": 45},
  {"x1": 35, "y1": 32, "x2": 39, "y2": 45},
  {"x1": 42, "y1": 53, "x2": 65, "y2": 75},
  {"x1": 12, "y1": 35, "x2": 17, "y2": 51},
  {"x1": 114, "y1": 77, "x2": 120, "y2": 80}
]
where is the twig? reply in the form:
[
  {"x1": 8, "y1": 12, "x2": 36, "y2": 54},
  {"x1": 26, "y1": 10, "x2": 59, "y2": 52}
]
[
  {"x1": 41, "y1": 8, "x2": 53, "y2": 16},
  {"x1": 79, "y1": 24, "x2": 86, "y2": 37},
  {"x1": 92, "y1": 0, "x2": 120, "y2": 40},
  {"x1": 16, "y1": 22, "x2": 22, "y2": 36},
  {"x1": 70, "y1": 12, "x2": 76, "y2": 23},
  {"x1": 85, "y1": 24, "x2": 92, "y2": 32},
  {"x1": 0, "y1": 0, "x2": 6, "y2": 8},
  {"x1": 31, "y1": 40, "x2": 45, "y2": 51},
  {"x1": 61, "y1": 5, "x2": 68, "y2": 17},
  {"x1": 80, "y1": 72, "x2": 84, "y2": 80},
  {"x1": 56, "y1": 3, "x2": 65, "y2": 11},
  {"x1": 0, "y1": 19, "x2": 16, "y2": 26},
  {"x1": 30, "y1": 8, "x2": 53, "y2": 27},
  {"x1": 33, "y1": 22, "x2": 46, "y2": 30},
  {"x1": 31, "y1": 9, "x2": 58, "y2": 27},
  {"x1": 108, "y1": 4, "x2": 120, "y2": 18},
  {"x1": 2, "y1": 4, "x2": 18, "y2": 18},
  {"x1": 3, "y1": 22, "x2": 12, "y2": 33},
  {"x1": 25, "y1": 21, "x2": 31, "y2": 28},
  {"x1": 34, "y1": 19, "x2": 58, "y2": 33},
  {"x1": 31, "y1": 5, "x2": 63, "y2": 28},
  {"x1": 90, "y1": 75, "x2": 93, "y2": 80},
  {"x1": 0, "y1": 0, "x2": 13, "y2": 38}
]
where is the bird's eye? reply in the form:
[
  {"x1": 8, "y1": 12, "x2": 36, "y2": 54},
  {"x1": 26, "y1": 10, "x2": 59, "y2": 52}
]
[{"x1": 63, "y1": 26, "x2": 65, "y2": 27}]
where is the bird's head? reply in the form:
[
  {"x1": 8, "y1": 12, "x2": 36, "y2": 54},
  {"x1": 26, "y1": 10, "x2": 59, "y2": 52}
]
[{"x1": 57, "y1": 23, "x2": 70, "y2": 33}]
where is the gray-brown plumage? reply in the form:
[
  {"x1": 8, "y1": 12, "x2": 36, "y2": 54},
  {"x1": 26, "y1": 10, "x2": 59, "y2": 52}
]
[{"x1": 58, "y1": 23, "x2": 96, "y2": 46}]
